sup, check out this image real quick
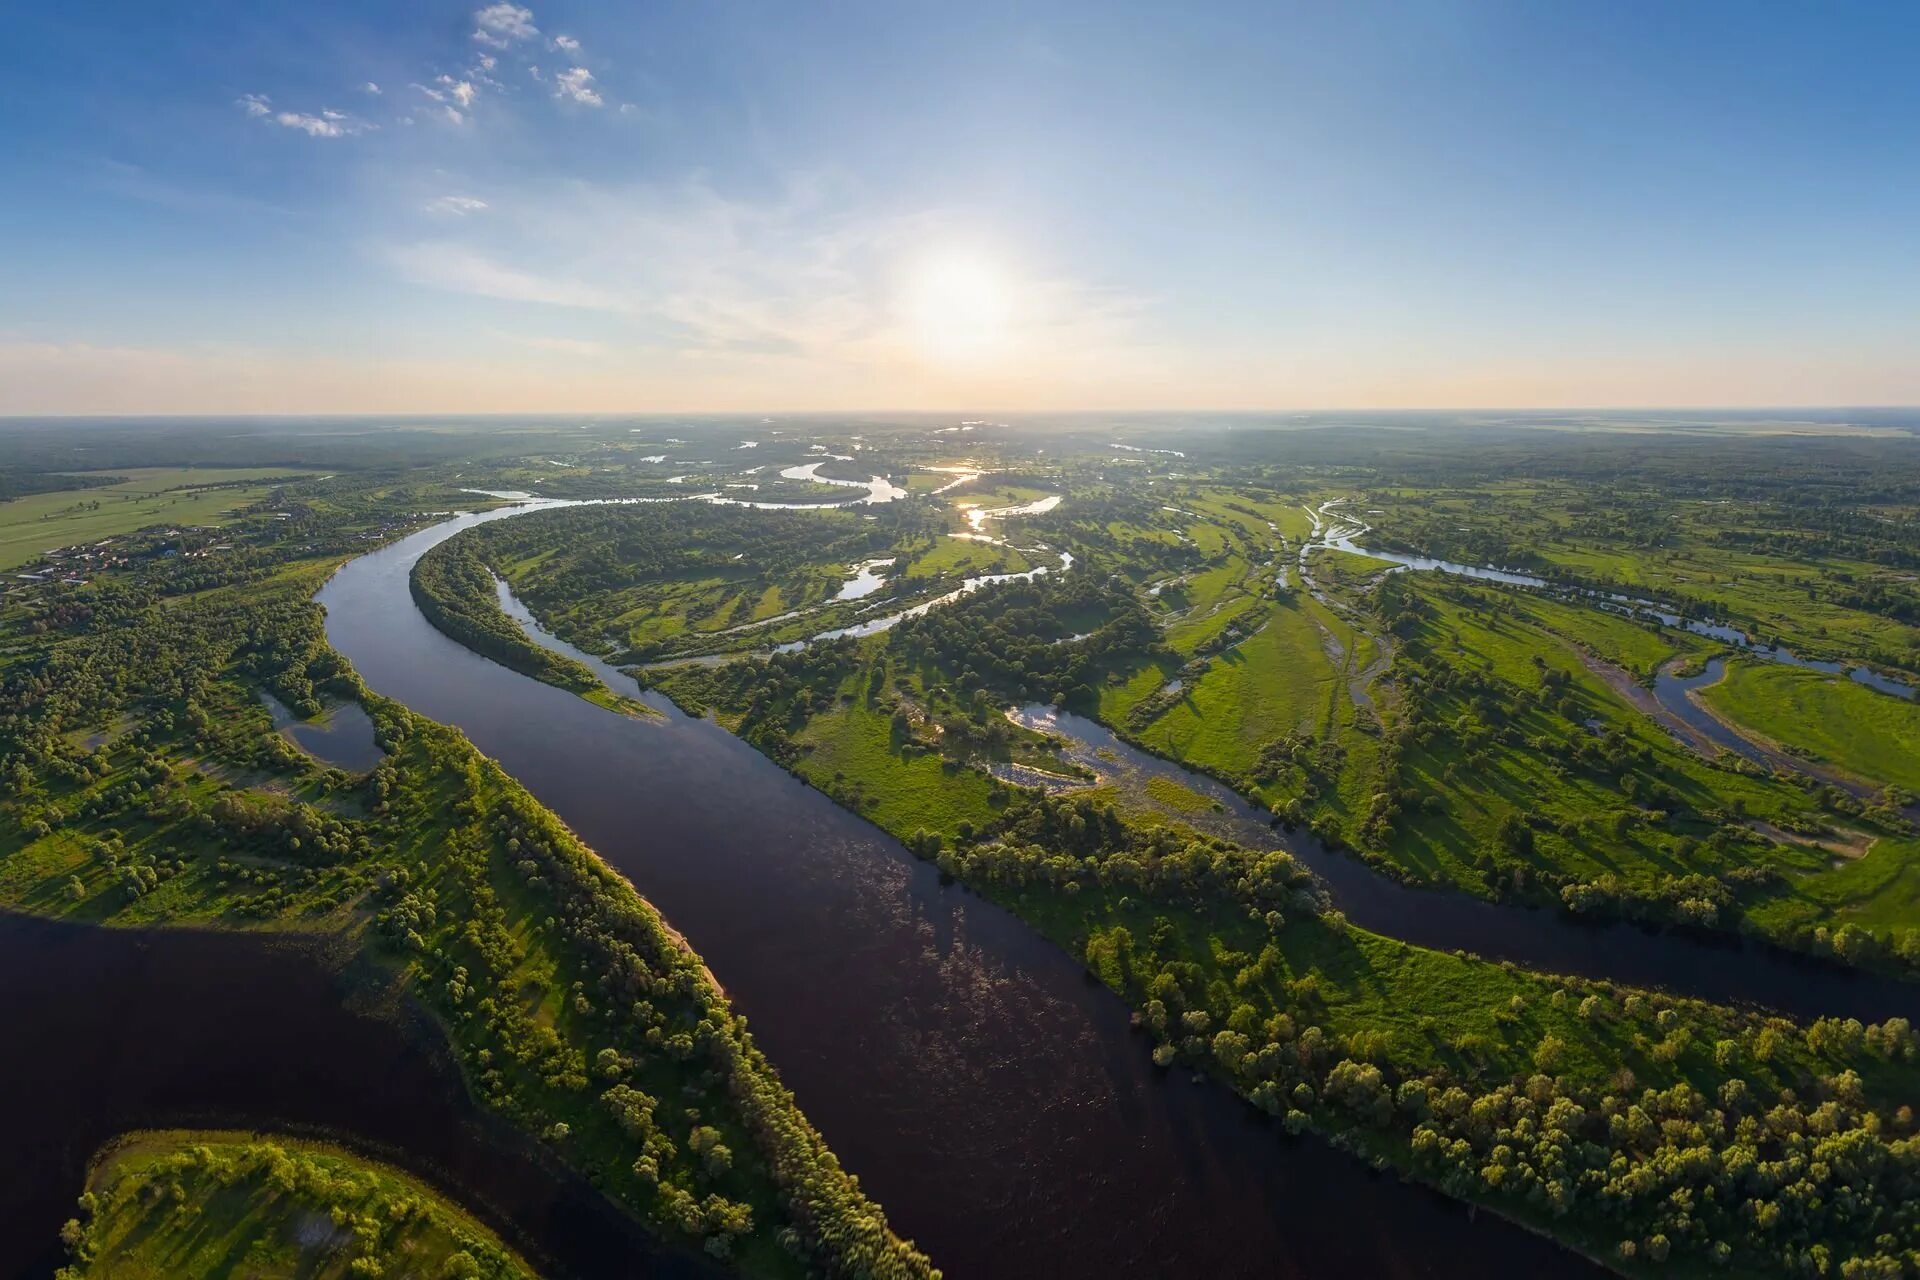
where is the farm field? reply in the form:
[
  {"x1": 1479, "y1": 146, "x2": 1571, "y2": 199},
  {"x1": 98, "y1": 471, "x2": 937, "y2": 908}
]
[{"x1": 0, "y1": 467, "x2": 324, "y2": 570}]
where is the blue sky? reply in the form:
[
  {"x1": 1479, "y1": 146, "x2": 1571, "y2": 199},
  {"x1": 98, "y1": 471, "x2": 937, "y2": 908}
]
[{"x1": 2, "y1": 1, "x2": 1917, "y2": 413}]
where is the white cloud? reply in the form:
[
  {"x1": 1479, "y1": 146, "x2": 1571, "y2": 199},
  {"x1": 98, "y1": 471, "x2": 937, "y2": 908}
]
[
  {"x1": 440, "y1": 75, "x2": 478, "y2": 109},
  {"x1": 427, "y1": 195, "x2": 490, "y2": 216},
  {"x1": 385, "y1": 241, "x2": 630, "y2": 311},
  {"x1": 412, "y1": 81, "x2": 472, "y2": 124},
  {"x1": 275, "y1": 112, "x2": 348, "y2": 137},
  {"x1": 361, "y1": 81, "x2": 382, "y2": 95},
  {"x1": 552, "y1": 34, "x2": 579, "y2": 52},
  {"x1": 554, "y1": 66, "x2": 602, "y2": 106},
  {"x1": 240, "y1": 94, "x2": 371, "y2": 138},
  {"x1": 472, "y1": 2, "x2": 538, "y2": 48},
  {"x1": 372, "y1": 176, "x2": 1157, "y2": 405}
]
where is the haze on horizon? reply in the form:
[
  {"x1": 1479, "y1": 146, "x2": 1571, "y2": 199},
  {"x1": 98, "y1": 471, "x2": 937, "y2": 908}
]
[{"x1": 3, "y1": 1, "x2": 1917, "y2": 417}]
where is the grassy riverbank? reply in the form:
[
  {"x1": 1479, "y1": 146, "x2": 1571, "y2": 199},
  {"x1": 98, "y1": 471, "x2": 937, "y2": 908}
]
[
  {"x1": 643, "y1": 625, "x2": 1920, "y2": 1277},
  {"x1": 0, "y1": 501, "x2": 934, "y2": 1279},
  {"x1": 1700, "y1": 659, "x2": 1920, "y2": 794},
  {"x1": 59, "y1": 1130, "x2": 538, "y2": 1279}
]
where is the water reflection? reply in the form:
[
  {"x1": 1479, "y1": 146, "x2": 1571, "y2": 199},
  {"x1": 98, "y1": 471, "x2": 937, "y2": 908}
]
[
  {"x1": 319, "y1": 507, "x2": 1607, "y2": 1280},
  {"x1": 257, "y1": 691, "x2": 384, "y2": 772}
]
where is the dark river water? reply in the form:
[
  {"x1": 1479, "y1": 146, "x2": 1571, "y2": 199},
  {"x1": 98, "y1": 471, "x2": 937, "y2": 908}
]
[
  {"x1": 318, "y1": 507, "x2": 1607, "y2": 1278},
  {"x1": 0, "y1": 912, "x2": 713, "y2": 1280}
]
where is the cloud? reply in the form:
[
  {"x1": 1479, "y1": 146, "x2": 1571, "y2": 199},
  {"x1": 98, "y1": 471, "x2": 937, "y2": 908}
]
[
  {"x1": 361, "y1": 81, "x2": 382, "y2": 95},
  {"x1": 552, "y1": 34, "x2": 579, "y2": 52},
  {"x1": 472, "y1": 2, "x2": 538, "y2": 48},
  {"x1": 412, "y1": 79, "x2": 475, "y2": 124},
  {"x1": 426, "y1": 195, "x2": 490, "y2": 216},
  {"x1": 442, "y1": 76, "x2": 478, "y2": 108},
  {"x1": 553, "y1": 67, "x2": 602, "y2": 106},
  {"x1": 376, "y1": 176, "x2": 1146, "y2": 393},
  {"x1": 238, "y1": 94, "x2": 371, "y2": 137},
  {"x1": 384, "y1": 241, "x2": 630, "y2": 311}
]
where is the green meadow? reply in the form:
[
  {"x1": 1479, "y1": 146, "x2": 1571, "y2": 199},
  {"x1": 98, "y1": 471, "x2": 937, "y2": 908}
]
[
  {"x1": 0, "y1": 467, "x2": 322, "y2": 570},
  {"x1": 1701, "y1": 659, "x2": 1920, "y2": 792}
]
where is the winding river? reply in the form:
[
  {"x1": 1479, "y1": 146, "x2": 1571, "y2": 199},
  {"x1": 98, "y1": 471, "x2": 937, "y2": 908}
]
[{"x1": 320, "y1": 505, "x2": 1603, "y2": 1278}]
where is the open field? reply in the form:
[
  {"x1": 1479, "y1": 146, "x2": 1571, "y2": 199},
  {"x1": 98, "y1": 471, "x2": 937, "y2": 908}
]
[
  {"x1": 0, "y1": 467, "x2": 324, "y2": 570},
  {"x1": 1702, "y1": 659, "x2": 1920, "y2": 792}
]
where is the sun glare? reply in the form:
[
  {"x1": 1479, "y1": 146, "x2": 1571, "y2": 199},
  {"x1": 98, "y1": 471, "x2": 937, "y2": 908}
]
[{"x1": 901, "y1": 250, "x2": 1014, "y2": 367}]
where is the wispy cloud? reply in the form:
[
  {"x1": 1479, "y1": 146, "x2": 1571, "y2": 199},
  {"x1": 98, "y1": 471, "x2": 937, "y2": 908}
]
[
  {"x1": 426, "y1": 194, "x2": 490, "y2": 216},
  {"x1": 236, "y1": 94, "x2": 372, "y2": 138},
  {"x1": 360, "y1": 81, "x2": 382, "y2": 95},
  {"x1": 553, "y1": 67, "x2": 602, "y2": 107},
  {"x1": 379, "y1": 175, "x2": 1148, "y2": 394},
  {"x1": 472, "y1": 2, "x2": 538, "y2": 48},
  {"x1": 384, "y1": 240, "x2": 630, "y2": 311},
  {"x1": 552, "y1": 35, "x2": 580, "y2": 53}
]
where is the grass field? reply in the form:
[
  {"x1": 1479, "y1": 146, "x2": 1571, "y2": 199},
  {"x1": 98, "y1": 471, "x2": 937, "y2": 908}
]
[
  {"x1": 790, "y1": 673, "x2": 1005, "y2": 836},
  {"x1": 1747, "y1": 836, "x2": 1920, "y2": 942},
  {"x1": 1385, "y1": 580, "x2": 1834, "y2": 892},
  {"x1": 1508, "y1": 592, "x2": 1708, "y2": 680},
  {"x1": 0, "y1": 467, "x2": 320, "y2": 570},
  {"x1": 1701, "y1": 659, "x2": 1920, "y2": 792},
  {"x1": 66, "y1": 1130, "x2": 537, "y2": 1279},
  {"x1": 1136, "y1": 600, "x2": 1338, "y2": 783},
  {"x1": 1360, "y1": 480, "x2": 1920, "y2": 669}
]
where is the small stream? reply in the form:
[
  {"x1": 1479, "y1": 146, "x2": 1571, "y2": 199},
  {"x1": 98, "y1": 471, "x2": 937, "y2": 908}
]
[
  {"x1": 323, "y1": 503, "x2": 1608, "y2": 1280},
  {"x1": 309, "y1": 493, "x2": 1916, "y2": 1279},
  {"x1": 1010, "y1": 705, "x2": 1916, "y2": 1024},
  {"x1": 1308, "y1": 502, "x2": 1916, "y2": 774}
]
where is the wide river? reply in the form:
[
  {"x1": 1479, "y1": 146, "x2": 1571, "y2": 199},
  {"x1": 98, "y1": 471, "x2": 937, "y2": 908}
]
[{"x1": 318, "y1": 506, "x2": 1606, "y2": 1276}]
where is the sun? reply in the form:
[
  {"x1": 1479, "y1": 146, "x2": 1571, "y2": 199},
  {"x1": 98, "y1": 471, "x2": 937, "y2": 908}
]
[{"x1": 900, "y1": 250, "x2": 1015, "y2": 368}]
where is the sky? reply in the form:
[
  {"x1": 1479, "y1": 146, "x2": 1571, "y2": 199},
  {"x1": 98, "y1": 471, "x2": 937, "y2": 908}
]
[{"x1": 1, "y1": 0, "x2": 1917, "y2": 415}]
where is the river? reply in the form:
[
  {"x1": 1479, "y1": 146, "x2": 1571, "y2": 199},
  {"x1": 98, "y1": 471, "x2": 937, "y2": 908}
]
[
  {"x1": 1007, "y1": 705, "x2": 1916, "y2": 1024},
  {"x1": 0, "y1": 912, "x2": 714, "y2": 1279},
  {"x1": 319, "y1": 505, "x2": 1602, "y2": 1278}
]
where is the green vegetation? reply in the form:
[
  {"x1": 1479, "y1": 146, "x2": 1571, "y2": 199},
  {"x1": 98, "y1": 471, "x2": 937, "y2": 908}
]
[
  {"x1": 0, "y1": 483, "x2": 932, "y2": 1279},
  {"x1": 412, "y1": 536, "x2": 609, "y2": 697},
  {"x1": 14, "y1": 416, "x2": 1920, "y2": 1278},
  {"x1": 635, "y1": 572, "x2": 1920, "y2": 1278},
  {"x1": 0, "y1": 467, "x2": 324, "y2": 570},
  {"x1": 59, "y1": 1131, "x2": 537, "y2": 1280},
  {"x1": 1702, "y1": 659, "x2": 1920, "y2": 792}
]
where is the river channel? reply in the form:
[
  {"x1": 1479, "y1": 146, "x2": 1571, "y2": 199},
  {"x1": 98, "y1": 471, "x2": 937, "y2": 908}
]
[
  {"x1": 319, "y1": 504, "x2": 1605, "y2": 1277},
  {"x1": 0, "y1": 911, "x2": 713, "y2": 1279}
]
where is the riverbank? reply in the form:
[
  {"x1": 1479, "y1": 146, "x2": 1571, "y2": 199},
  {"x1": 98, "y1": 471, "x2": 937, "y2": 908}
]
[
  {"x1": 331, "y1": 501, "x2": 1617, "y2": 1279},
  {"x1": 64, "y1": 1129, "x2": 542, "y2": 1278}
]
